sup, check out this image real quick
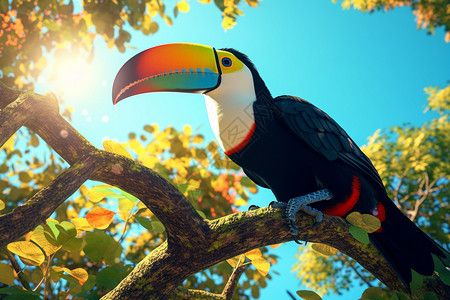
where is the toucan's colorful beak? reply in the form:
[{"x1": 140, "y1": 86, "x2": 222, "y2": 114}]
[{"x1": 112, "y1": 43, "x2": 221, "y2": 105}]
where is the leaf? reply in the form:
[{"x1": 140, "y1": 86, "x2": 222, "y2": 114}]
[
  {"x1": 151, "y1": 221, "x2": 165, "y2": 233},
  {"x1": 0, "y1": 199, "x2": 5, "y2": 211},
  {"x1": 245, "y1": 248, "x2": 262, "y2": 260},
  {"x1": 83, "y1": 232, "x2": 113, "y2": 261},
  {"x1": 349, "y1": 225, "x2": 370, "y2": 244},
  {"x1": 346, "y1": 212, "x2": 381, "y2": 233},
  {"x1": 71, "y1": 217, "x2": 93, "y2": 232},
  {"x1": 61, "y1": 237, "x2": 83, "y2": 252},
  {"x1": 96, "y1": 266, "x2": 130, "y2": 289},
  {"x1": 134, "y1": 215, "x2": 153, "y2": 231},
  {"x1": 119, "y1": 190, "x2": 138, "y2": 202},
  {"x1": 86, "y1": 187, "x2": 113, "y2": 203},
  {"x1": 311, "y1": 243, "x2": 339, "y2": 256},
  {"x1": 432, "y1": 254, "x2": 450, "y2": 285},
  {"x1": 423, "y1": 291, "x2": 439, "y2": 300},
  {"x1": 269, "y1": 244, "x2": 281, "y2": 249},
  {"x1": 361, "y1": 287, "x2": 385, "y2": 300},
  {"x1": 296, "y1": 290, "x2": 322, "y2": 300},
  {"x1": 103, "y1": 140, "x2": 133, "y2": 159},
  {"x1": 177, "y1": 0, "x2": 190, "y2": 13},
  {"x1": 118, "y1": 198, "x2": 135, "y2": 212},
  {"x1": 86, "y1": 207, "x2": 115, "y2": 229},
  {"x1": 55, "y1": 221, "x2": 77, "y2": 244},
  {"x1": 226, "y1": 255, "x2": 242, "y2": 268},
  {"x1": 251, "y1": 257, "x2": 270, "y2": 276},
  {"x1": 31, "y1": 226, "x2": 61, "y2": 255},
  {"x1": 7, "y1": 241, "x2": 45, "y2": 266},
  {"x1": 0, "y1": 262, "x2": 15, "y2": 285},
  {"x1": 52, "y1": 266, "x2": 88, "y2": 285},
  {"x1": 410, "y1": 270, "x2": 423, "y2": 290}
]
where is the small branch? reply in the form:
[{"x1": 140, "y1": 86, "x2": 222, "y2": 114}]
[
  {"x1": 221, "y1": 265, "x2": 247, "y2": 300},
  {"x1": 5, "y1": 249, "x2": 31, "y2": 290},
  {"x1": 0, "y1": 155, "x2": 97, "y2": 248}
]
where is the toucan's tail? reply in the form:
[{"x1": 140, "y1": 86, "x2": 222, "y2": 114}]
[{"x1": 369, "y1": 195, "x2": 450, "y2": 290}]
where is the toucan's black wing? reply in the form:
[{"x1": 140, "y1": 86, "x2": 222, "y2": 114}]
[{"x1": 274, "y1": 95, "x2": 384, "y2": 189}]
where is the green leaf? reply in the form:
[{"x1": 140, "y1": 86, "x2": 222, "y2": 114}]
[
  {"x1": 120, "y1": 190, "x2": 138, "y2": 202},
  {"x1": 410, "y1": 270, "x2": 423, "y2": 290},
  {"x1": 55, "y1": 221, "x2": 77, "y2": 244},
  {"x1": 240, "y1": 177, "x2": 255, "y2": 187},
  {"x1": 0, "y1": 262, "x2": 15, "y2": 285},
  {"x1": 62, "y1": 237, "x2": 83, "y2": 252},
  {"x1": 134, "y1": 215, "x2": 153, "y2": 231},
  {"x1": 432, "y1": 254, "x2": 450, "y2": 285},
  {"x1": 423, "y1": 291, "x2": 439, "y2": 300},
  {"x1": 96, "y1": 266, "x2": 131, "y2": 289},
  {"x1": 361, "y1": 287, "x2": 385, "y2": 300},
  {"x1": 152, "y1": 221, "x2": 165, "y2": 233},
  {"x1": 296, "y1": 290, "x2": 322, "y2": 300},
  {"x1": 349, "y1": 225, "x2": 370, "y2": 244},
  {"x1": 104, "y1": 239, "x2": 123, "y2": 266},
  {"x1": 83, "y1": 232, "x2": 115, "y2": 261}
]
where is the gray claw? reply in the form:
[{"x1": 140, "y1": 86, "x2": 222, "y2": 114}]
[
  {"x1": 286, "y1": 189, "x2": 333, "y2": 242},
  {"x1": 269, "y1": 201, "x2": 287, "y2": 209}
]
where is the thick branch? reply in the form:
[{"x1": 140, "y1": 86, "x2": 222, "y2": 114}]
[{"x1": 1, "y1": 82, "x2": 448, "y2": 300}]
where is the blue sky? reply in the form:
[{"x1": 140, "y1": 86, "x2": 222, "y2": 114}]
[{"x1": 36, "y1": 1, "x2": 449, "y2": 299}]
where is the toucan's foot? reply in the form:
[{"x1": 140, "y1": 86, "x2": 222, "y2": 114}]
[
  {"x1": 248, "y1": 205, "x2": 260, "y2": 211},
  {"x1": 286, "y1": 189, "x2": 333, "y2": 244}
]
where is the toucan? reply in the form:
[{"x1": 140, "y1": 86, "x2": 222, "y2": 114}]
[{"x1": 112, "y1": 43, "x2": 449, "y2": 290}]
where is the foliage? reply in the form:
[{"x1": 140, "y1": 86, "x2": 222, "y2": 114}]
[
  {"x1": 0, "y1": 0, "x2": 261, "y2": 90},
  {"x1": 333, "y1": 0, "x2": 450, "y2": 42},
  {"x1": 293, "y1": 85, "x2": 450, "y2": 295},
  {"x1": 0, "y1": 124, "x2": 278, "y2": 298}
]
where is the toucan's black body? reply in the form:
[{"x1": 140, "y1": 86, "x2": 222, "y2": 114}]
[
  {"x1": 112, "y1": 44, "x2": 449, "y2": 290},
  {"x1": 224, "y1": 49, "x2": 449, "y2": 288}
]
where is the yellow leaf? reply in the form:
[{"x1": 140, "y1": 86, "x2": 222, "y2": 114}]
[
  {"x1": 103, "y1": 140, "x2": 133, "y2": 159},
  {"x1": 118, "y1": 198, "x2": 135, "y2": 212},
  {"x1": 31, "y1": 227, "x2": 61, "y2": 255},
  {"x1": 269, "y1": 243, "x2": 281, "y2": 249},
  {"x1": 0, "y1": 199, "x2": 5, "y2": 211},
  {"x1": 71, "y1": 217, "x2": 93, "y2": 232},
  {"x1": 311, "y1": 243, "x2": 339, "y2": 256},
  {"x1": 7, "y1": 241, "x2": 45, "y2": 266},
  {"x1": 361, "y1": 214, "x2": 381, "y2": 233},
  {"x1": 86, "y1": 187, "x2": 114, "y2": 203},
  {"x1": 346, "y1": 211, "x2": 381, "y2": 233},
  {"x1": 177, "y1": 0, "x2": 190, "y2": 13},
  {"x1": 297, "y1": 290, "x2": 322, "y2": 300},
  {"x1": 226, "y1": 255, "x2": 241, "y2": 268},
  {"x1": 245, "y1": 248, "x2": 262, "y2": 260},
  {"x1": 0, "y1": 262, "x2": 15, "y2": 285},
  {"x1": 65, "y1": 267, "x2": 88, "y2": 285},
  {"x1": 251, "y1": 257, "x2": 270, "y2": 276},
  {"x1": 86, "y1": 207, "x2": 115, "y2": 229},
  {"x1": 234, "y1": 198, "x2": 247, "y2": 206}
]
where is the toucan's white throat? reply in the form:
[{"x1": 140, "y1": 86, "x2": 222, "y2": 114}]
[{"x1": 204, "y1": 65, "x2": 256, "y2": 154}]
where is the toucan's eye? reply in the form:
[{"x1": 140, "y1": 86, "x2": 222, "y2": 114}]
[{"x1": 221, "y1": 57, "x2": 232, "y2": 67}]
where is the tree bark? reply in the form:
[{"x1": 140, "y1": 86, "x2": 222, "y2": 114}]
[{"x1": 0, "y1": 82, "x2": 448, "y2": 299}]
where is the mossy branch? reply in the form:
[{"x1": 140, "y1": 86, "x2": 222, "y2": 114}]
[{"x1": 0, "y1": 82, "x2": 448, "y2": 299}]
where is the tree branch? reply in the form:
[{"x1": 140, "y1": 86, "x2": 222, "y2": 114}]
[{"x1": 1, "y1": 82, "x2": 448, "y2": 299}]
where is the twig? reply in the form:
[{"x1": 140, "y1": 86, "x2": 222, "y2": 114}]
[{"x1": 5, "y1": 249, "x2": 31, "y2": 290}]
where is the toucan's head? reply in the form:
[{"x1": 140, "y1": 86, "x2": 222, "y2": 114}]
[{"x1": 112, "y1": 43, "x2": 270, "y2": 105}]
